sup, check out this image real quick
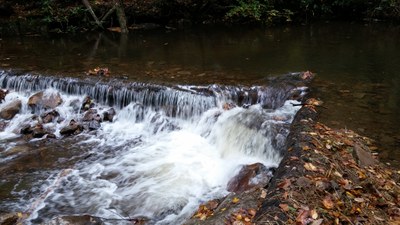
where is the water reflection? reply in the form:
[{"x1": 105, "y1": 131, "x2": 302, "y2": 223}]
[{"x1": 0, "y1": 22, "x2": 400, "y2": 166}]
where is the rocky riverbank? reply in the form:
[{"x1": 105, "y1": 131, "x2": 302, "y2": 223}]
[{"x1": 187, "y1": 104, "x2": 400, "y2": 224}]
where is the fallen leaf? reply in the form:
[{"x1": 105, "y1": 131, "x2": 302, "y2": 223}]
[
  {"x1": 248, "y1": 208, "x2": 257, "y2": 217},
  {"x1": 311, "y1": 219, "x2": 323, "y2": 225},
  {"x1": 296, "y1": 209, "x2": 310, "y2": 225},
  {"x1": 260, "y1": 189, "x2": 267, "y2": 198},
  {"x1": 278, "y1": 179, "x2": 291, "y2": 190},
  {"x1": 322, "y1": 195, "x2": 334, "y2": 209},
  {"x1": 232, "y1": 197, "x2": 240, "y2": 204},
  {"x1": 304, "y1": 163, "x2": 318, "y2": 172},
  {"x1": 310, "y1": 209, "x2": 318, "y2": 219},
  {"x1": 279, "y1": 203, "x2": 289, "y2": 212}
]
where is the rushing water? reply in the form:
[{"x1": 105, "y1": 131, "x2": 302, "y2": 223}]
[
  {"x1": 0, "y1": 21, "x2": 400, "y2": 223},
  {"x1": 0, "y1": 70, "x2": 305, "y2": 224}
]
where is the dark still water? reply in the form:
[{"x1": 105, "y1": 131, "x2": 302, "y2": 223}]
[{"x1": 1, "y1": 22, "x2": 400, "y2": 167}]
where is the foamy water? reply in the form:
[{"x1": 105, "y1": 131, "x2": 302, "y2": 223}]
[{"x1": 0, "y1": 75, "x2": 303, "y2": 224}]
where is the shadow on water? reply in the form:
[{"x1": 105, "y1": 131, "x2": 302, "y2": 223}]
[{"x1": 0, "y1": 22, "x2": 400, "y2": 168}]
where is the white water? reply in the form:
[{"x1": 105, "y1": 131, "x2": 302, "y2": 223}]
[{"x1": 0, "y1": 85, "x2": 302, "y2": 224}]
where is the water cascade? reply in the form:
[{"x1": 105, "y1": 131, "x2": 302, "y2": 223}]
[{"x1": 0, "y1": 70, "x2": 310, "y2": 224}]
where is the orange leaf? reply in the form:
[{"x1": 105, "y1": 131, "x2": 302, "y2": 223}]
[
  {"x1": 279, "y1": 204, "x2": 289, "y2": 212},
  {"x1": 322, "y1": 195, "x2": 334, "y2": 209}
]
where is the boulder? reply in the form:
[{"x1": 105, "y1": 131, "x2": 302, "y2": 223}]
[
  {"x1": 60, "y1": 120, "x2": 83, "y2": 136},
  {"x1": 45, "y1": 215, "x2": 104, "y2": 225},
  {"x1": 0, "y1": 121, "x2": 8, "y2": 132},
  {"x1": 88, "y1": 120, "x2": 101, "y2": 130},
  {"x1": 0, "y1": 89, "x2": 9, "y2": 102},
  {"x1": 353, "y1": 144, "x2": 377, "y2": 167},
  {"x1": 82, "y1": 109, "x2": 100, "y2": 122},
  {"x1": 227, "y1": 163, "x2": 273, "y2": 193},
  {"x1": 0, "y1": 99, "x2": 22, "y2": 120},
  {"x1": 20, "y1": 124, "x2": 33, "y2": 134},
  {"x1": 81, "y1": 96, "x2": 95, "y2": 111},
  {"x1": 28, "y1": 91, "x2": 63, "y2": 111},
  {"x1": 32, "y1": 124, "x2": 47, "y2": 138},
  {"x1": 103, "y1": 108, "x2": 116, "y2": 122},
  {"x1": 41, "y1": 110, "x2": 60, "y2": 123},
  {"x1": 0, "y1": 213, "x2": 18, "y2": 225}
]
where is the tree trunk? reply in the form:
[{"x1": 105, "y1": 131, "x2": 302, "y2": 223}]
[
  {"x1": 114, "y1": 0, "x2": 129, "y2": 33},
  {"x1": 82, "y1": 0, "x2": 103, "y2": 28}
]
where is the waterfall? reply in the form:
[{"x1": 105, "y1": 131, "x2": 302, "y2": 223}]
[{"x1": 0, "y1": 70, "x2": 308, "y2": 224}]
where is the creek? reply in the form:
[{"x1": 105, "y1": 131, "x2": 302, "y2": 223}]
[{"x1": 0, "y1": 21, "x2": 399, "y2": 224}]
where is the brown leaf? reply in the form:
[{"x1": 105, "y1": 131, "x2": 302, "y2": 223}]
[
  {"x1": 278, "y1": 178, "x2": 291, "y2": 190},
  {"x1": 296, "y1": 209, "x2": 310, "y2": 225},
  {"x1": 279, "y1": 204, "x2": 289, "y2": 212},
  {"x1": 322, "y1": 195, "x2": 334, "y2": 209}
]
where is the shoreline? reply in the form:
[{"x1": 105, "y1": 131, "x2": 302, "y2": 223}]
[{"x1": 187, "y1": 104, "x2": 400, "y2": 224}]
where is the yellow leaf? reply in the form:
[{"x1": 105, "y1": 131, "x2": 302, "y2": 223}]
[
  {"x1": 17, "y1": 212, "x2": 23, "y2": 218},
  {"x1": 304, "y1": 163, "x2": 318, "y2": 171},
  {"x1": 199, "y1": 214, "x2": 207, "y2": 221},
  {"x1": 232, "y1": 197, "x2": 240, "y2": 203},
  {"x1": 236, "y1": 214, "x2": 242, "y2": 220}
]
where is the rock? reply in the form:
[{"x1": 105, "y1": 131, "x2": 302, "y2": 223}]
[
  {"x1": 227, "y1": 163, "x2": 273, "y2": 193},
  {"x1": 28, "y1": 91, "x2": 63, "y2": 111},
  {"x1": 353, "y1": 144, "x2": 377, "y2": 167},
  {"x1": 102, "y1": 108, "x2": 116, "y2": 122},
  {"x1": 69, "y1": 99, "x2": 81, "y2": 112},
  {"x1": 0, "y1": 89, "x2": 9, "y2": 102},
  {"x1": 0, "y1": 121, "x2": 8, "y2": 132},
  {"x1": 81, "y1": 96, "x2": 95, "y2": 111},
  {"x1": 32, "y1": 124, "x2": 47, "y2": 138},
  {"x1": 46, "y1": 133, "x2": 57, "y2": 139},
  {"x1": 20, "y1": 124, "x2": 33, "y2": 134},
  {"x1": 88, "y1": 120, "x2": 101, "y2": 130},
  {"x1": 0, "y1": 213, "x2": 18, "y2": 225},
  {"x1": 0, "y1": 99, "x2": 22, "y2": 120},
  {"x1": 82, "y1": 109, "x2": 98, "y2": 121},
  {"x1": 45, "y1": 215, "x2": 104, "y2": 225},
  {"x1": 60, "y1": 120, "x2": 83, "y2": 136},
  {"x1": 41, "y1": 110, "x2": 60, "y2": 123}
]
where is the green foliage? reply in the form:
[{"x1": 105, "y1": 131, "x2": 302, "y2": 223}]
[
  {"x1": 226, "y1": 0, "x2": 268, "y2": 22},
  {"x1": 40, "y1": 0, "x2": 87, "y2": 33},
  {"x1": 225, "y1": 0, "x2": 294, "y2": 24}
]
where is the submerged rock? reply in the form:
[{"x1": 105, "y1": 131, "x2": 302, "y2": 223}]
[
  {"x1": 0, "y1": 121, "x2": 8, "y2": 131},
  {"x1": 227, "y1": 163, "x2": 273, "y2": 193},
  {"x1": 88, "y1": 120, "x2": 101, "y2": 130},
  {"x1": 0, "y1": 99, "x2": 22, "y2": 120},
  {"x1": 28, "y1": 91, "x2": 63, "y2": 111}
]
